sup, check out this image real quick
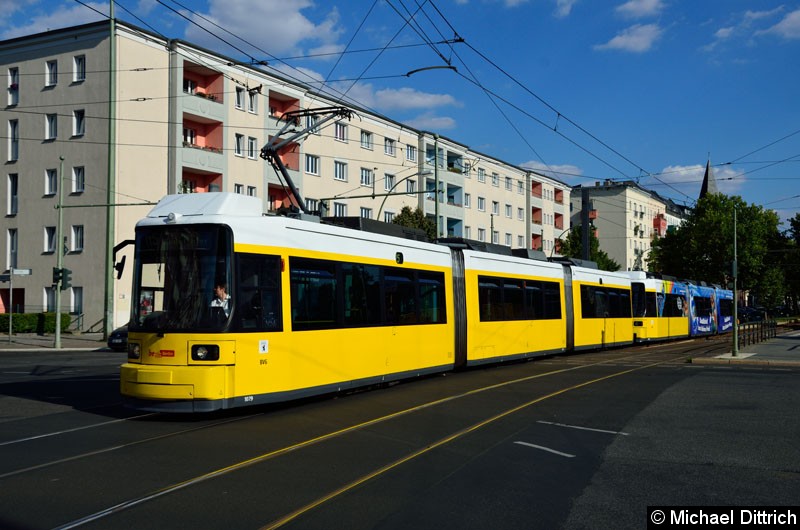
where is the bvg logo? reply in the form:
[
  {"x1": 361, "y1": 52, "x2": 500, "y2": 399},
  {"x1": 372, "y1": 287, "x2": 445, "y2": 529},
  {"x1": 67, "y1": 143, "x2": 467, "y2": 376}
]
[{"x1": 148, "y1": 350, "x2": 175, "y2": 357}]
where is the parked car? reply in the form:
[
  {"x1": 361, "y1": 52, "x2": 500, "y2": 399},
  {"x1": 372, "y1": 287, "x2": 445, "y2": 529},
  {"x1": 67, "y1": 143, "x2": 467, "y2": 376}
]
[{"x1": 108, "y1": 324, "x2": 128, "y2": 351}]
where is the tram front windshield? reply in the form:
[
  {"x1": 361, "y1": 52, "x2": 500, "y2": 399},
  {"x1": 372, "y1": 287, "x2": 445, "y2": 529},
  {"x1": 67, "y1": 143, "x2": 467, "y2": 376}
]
[{"x1": 130, "y1": 225, "x2": 232, "y2": 333}]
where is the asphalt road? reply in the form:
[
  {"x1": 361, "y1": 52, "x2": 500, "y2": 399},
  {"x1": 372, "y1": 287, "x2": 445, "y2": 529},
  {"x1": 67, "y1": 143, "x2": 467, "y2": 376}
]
[{"x1": 0, "y1": 342, "x2": 798, "y2": 530}]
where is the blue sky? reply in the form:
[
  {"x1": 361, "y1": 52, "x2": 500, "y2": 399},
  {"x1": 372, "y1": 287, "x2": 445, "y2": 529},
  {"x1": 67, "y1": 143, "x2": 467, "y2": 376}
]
[{"x1": 4, "y1": 0, "x2": 799, "y2": 225}]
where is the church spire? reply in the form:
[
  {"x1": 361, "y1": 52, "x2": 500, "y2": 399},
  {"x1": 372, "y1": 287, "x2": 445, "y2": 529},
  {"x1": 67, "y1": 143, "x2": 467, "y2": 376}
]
[{"x1": 699, "y1": 158, "x2": 718, "y2": 199}]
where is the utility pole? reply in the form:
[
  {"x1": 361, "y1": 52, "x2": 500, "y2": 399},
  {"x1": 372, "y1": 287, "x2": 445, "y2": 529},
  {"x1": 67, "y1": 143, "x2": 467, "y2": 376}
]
[
  {"x1": 55, "y1": 156, "x2": 65, "y2": 349},
  {"x1": 581, "y1": 187, "x2": 590, "y2": 261},
  {"x1": 104, "y1": 0, "x2": 117, "y2": 339},
  {"x1": 434, "y1": 134, "x2": 440, "y2": 238},
  {"x1": 732, "y1": 207, "x2": 738, "y2": 357}
]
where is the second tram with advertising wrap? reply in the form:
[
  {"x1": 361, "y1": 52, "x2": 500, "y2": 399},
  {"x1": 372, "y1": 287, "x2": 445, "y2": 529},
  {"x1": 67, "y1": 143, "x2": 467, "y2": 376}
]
[{"x1": 120, "y1": 193, "x2": 731, "y2": 412}]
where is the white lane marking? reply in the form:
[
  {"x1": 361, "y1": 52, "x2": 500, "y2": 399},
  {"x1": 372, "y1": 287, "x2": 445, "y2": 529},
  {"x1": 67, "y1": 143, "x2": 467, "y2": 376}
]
[
  {"x1": 514, "y1": 441, "x2": 575, "y2": 458},
  {"x1": 537, "y1": 420, "x2": 629, "y2": 436}
]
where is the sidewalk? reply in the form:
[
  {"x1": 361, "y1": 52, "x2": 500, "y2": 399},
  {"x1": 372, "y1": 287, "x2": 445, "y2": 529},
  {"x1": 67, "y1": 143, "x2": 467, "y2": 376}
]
[
  {"x1": 691, "y1": 328, "x2": 800, "y2": 367},
  {"x1": 0, "y1": 332, "x2": 107, "y2": 352}
]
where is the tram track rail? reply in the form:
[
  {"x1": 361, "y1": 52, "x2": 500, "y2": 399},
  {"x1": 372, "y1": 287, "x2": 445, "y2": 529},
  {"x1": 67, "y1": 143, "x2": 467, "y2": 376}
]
[{"x1": 41, "y1": 345, "x2": 700, "y2": 530}]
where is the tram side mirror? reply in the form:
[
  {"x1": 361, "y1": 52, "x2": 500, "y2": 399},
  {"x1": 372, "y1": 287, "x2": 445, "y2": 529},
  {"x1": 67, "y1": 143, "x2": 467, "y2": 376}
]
[{"x1": 114, "y1": 255, "x2": 126, "y2": 280}]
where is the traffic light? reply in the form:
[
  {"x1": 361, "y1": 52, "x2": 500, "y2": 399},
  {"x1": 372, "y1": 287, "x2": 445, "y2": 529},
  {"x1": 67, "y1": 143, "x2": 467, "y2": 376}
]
[
  {"x1": 61, "y1": 268, "x2": 72, "y2": 291},
  {"x1": 52, "y1": 267, "x2": 62, "y2": 285}
]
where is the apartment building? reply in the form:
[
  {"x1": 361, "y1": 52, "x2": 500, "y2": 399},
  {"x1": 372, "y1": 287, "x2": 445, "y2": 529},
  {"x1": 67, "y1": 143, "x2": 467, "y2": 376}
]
[
  {"x1": 1, "y1": 20, "x2": 569, "y2": 331},
  {"x1": 571, "y1": 180, "x2": 688, "y2": 271}
]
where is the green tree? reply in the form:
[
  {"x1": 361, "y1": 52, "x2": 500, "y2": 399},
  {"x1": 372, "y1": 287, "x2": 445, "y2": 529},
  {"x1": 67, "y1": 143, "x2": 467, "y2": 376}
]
[
  {"x1": 392, "y1": 206, "x2": 436, "y2": 241},
  {"x1": 649, "y1": 193, "x2": 785, "y2": 307},
  {"x1": 558, "y1": 226, "x2": 621, "y2": 272}
]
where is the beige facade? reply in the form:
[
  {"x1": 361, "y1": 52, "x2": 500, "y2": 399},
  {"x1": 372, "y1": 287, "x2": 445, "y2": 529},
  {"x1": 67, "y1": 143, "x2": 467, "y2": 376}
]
[
  {"x1": 1, "y1": 20, "x2": 570, "y2": 331},
  {"x1": 571, "y1": 180, "x2": 687, "y2": 271}
]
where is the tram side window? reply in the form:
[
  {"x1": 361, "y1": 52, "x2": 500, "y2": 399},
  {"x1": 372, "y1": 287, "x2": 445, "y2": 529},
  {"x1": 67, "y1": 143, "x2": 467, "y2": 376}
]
[
  {"x1": 479, "y1": 275, "x2": 562, "y2": 322},
  {"x1": 580, "y1": 285, "x2": 630, "y2": 318},
  {"x1": 290, "y1": 259, "x2": 337, "y2": 330},
  {"x1": 719, "y1": 298, "x2": 733, "y2": 318},
  {"x1": 385, "y1": 269, "x2": 417, "y2": 325},
  {"x1": 646, "y1": 293, "x2": 658, "y2": 318},
  {"x1": 235, "y1": 253, "x2": 282, "y2": 332},
  {"x1": 662, "y1": 294, "x2": 686, "y2": 317},
  {"x1": 343, "y1": 263, "x2": 382, "y2": 327},
  {"x1": 694, "y1": 296, "x2": 713, "y2": 317},
  {"x1": 419, "y1": 272, "x2": 446, "y2": 324},
  {"x1": 631, "y1": 283, "x2": 646, "y2": 318}
]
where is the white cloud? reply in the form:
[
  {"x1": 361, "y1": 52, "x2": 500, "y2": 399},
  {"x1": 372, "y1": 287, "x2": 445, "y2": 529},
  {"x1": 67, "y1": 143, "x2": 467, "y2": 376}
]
[
  {"x1": 520, "y1": 161, "x2": 585, "y2": 184},
  {"x1": 406, "y1": 113, "x2": 457, "y2": 131},
  {"x1": 656, "y1": 164, "x2": 744, "y2": 196},
  {"x1": 554, "y1": 0, "x2": 578, "y2": 19},
  {"x1": 373, "y1": 87, "x2": 461, "y2": 111},
  {"x1": 0, "y1": 2, "x2": 105, "y2": 38},
  {"x1": 595, "y1": 23, "x2": 663, "y2": 53},
  {"x1": 757, "y1": 9, "x2": 800, "y2": 40},
  {"x1": 615, "y1": 0, "x2": 665, "y2": 19},
  {"x1": 184, "y1": 0, "x2": 343, "y2": 58}
]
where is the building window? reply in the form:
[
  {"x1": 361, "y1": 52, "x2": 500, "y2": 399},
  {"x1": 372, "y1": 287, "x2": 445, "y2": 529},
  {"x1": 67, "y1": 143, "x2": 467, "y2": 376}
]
[
  {"x1": 248, "y1": 91, "x2": 258, "y2": 113},
  {"x1": 360, "y1": 167, "x2": 373, "y2": 187},
  {"x1": 306, "y1": 115, "x2": 320, "y2": 134},
  {"x1": 8, "y1": 120, "x2": 18, "y2": 161},
  {"x1": 505, "y1": 177, "x2": 512, "y2": 191},
  {"x1": 360, "y1": 207, "x2": 372, "y2": 219},
  {"x1": 8, "y1": 67, "x2": 19, "y2": 106},
  {"x1": 45, "y1": 286, "x2": 56, "y2": 312},
  {"x1": 518, "y1": 181, "x2": 524, "y2": 194},
  {"x1": 46, "y1": 60, "x2": 58, "y2": 87},
  {"x1": 360, "y1": 130, "x2": 373, "y2": 150},
  {"x1": 505, "y1": 204, "x2": 512, "y2": 218},
  {"x1": 477, "y1": 168, "x2": 485, "y2": 182},
  {"x1": 492, "y1": 173, "x2": 499, "y2": 187},
  {"x1": 72, "y1": 166, "x2": 85, "y2": 193},
  {"x1": 183, "y1": 127, "x2": 196, "y2": 145},
  {"x1": 247, "y1": 137, "x2": 258, "y2": 159},
  {"x1": 46, "y1": 114, "x2": 57, "y2": 140},
  {"x1": 492, "y1": 201, "x2": 499, "y2": 215},
  {"x1": 334, "y1": 202, "x2": 347, "y2": 216},
  {"x1": 406, "y1": 180, "x2": 416, "y2": 195},
  {"x1": 71, "y1": 225, "x2": 84, "y2": 252},
  {"x1": 235, "y1": 87, "x2": 245, "y2": 109},
  {"x1": 518, "y1": 235, "x2": 524, "y2": 248},
  {"x1": 45, "y1": 168, "x2": 58, "y2": 196},
  {"x1": 234, "y1": 184, "x2": 244, "y2": 194},
  {"x1": 234, "y1": 133, "x2": 244, "y2": 156},
  {"x1": 384, "y1": 137, "x2": 396, "y2": 156},
  {"x1": 478, "y1": 228, "x2": 486, "y2": 242},
  {"x1": 183, "y1": 78, "x2": 197, "y2": 94},
  {"x1": 406, "y1": 145, "x2": 417, "y2": 161},
  {"x1": 7, "y1": 229, "x2": 18, "y2": 269},
  {"x1": 465, "y1": 226, "x2": 471, "y2": 239},
  {"x1": 7, "y1": 174, "x2": 18, "y2": 215},
  {"x1": 384, "y1": 173, "x2": 395, "y2": 191},
  {"x1": 505, "y1": 233, "x2": 512, "y2": 246},
  {"x1": 384, "y1": 211, "x2": 395, "y2": 223},
  {"x1": 518, "y1": 207, "x2": 524, "y2": 220},
  {"x1": 73, "y1": 55, "x2": 86, "y2": 82},
  {"x1": 334, "y1": 161, "x2": 347, "y2": 181},
  {"x1": 335, "y1": 122, "x2": 348, "y2": 142},
  {"x1": 464, "y1": 193, "x2": 471, "y2": 208},
  {"x1": 73, "y1": 109, "x2": 85, "y2": 137},
  {"x1": 306, "y1": 198, "x2": 318, "y2": 212},
  {"x1": 247, "y1": 186, "x2": 257, "y2": 196},
  {"x1": 305, "y1": 154, "x2": 320, "y2": 175},
  {"x1": 71, "y1": 287, "x2": 83, "y2": 315},
  {"x1": 44, "y1": 226, "x2": 56, "y2": 253},
  {"x1": 478, "y1": 197, "x2": 485, "y2": 211},
  {"x1": 492, "y1": 231, "x2": 499, "y2": 244}
]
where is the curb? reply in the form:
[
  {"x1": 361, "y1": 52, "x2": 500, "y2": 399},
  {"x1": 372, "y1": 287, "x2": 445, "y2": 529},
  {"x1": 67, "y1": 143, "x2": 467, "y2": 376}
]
[{"x1": 691, "y1": 357, "x2": 800, "y2": 367}]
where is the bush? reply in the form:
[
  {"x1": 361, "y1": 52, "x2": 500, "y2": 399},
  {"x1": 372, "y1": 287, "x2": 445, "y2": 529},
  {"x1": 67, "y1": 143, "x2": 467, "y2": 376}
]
[{"x1": 0, "y1": 312, "x2": 71, "y2": 334}]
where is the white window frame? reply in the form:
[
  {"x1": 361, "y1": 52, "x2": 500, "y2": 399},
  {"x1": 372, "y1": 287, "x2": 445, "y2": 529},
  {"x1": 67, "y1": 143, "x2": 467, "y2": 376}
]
[
  {"x1": 464, "y1": 193, "x2": 471, "y2": 208},
  {"x1": 7, "y1": 173, "x2": 18, "y2": 215},
  {"x1": 334, "y1": 161, "x2": 347, "y2": 181},
  {"x1": 360, "y1": 130, "x2": 373, "y2": 150},
  {"x1": 72, "y1": 109, "x2": 85, "y2": 137},
  {"x1": 478, "y1": 228, "x2": 486, "y2": 242},
  {"x1": 45, "y1": 168, "x2": 58, "y2": 196},
  {"x1": 8, "y1": 67, "x2": 19, "y2": 106},
  {"x1": 505, "y1": 204, "x2": 512, "y2": 218},
  {"x1": 477, "y1": 168, "x2": 485, "y2": 183},
  {"x1": 333, "y1": 202, "x2": 347, "y2": 216},
  {"x1": 8, "y1": 120, "x2": 18, "y2": 161},
  {"x1": 384, "y1": 211, "x2": 395, "y2": 223},
  {"x1": 72, "y1": 166, "x2": 85, "y2": 193},
  {"x1": 478, "y1": 197, "x2": 485, "y2": 212},
  {"x1": 234, "y1": 184, "x2": 244, "y2": 194},
  {"x1": 46, "y1": 60, "x2": 58, "y2": 87},
  {"x1": 384, "y1": 173, "x2": 395, "y2": 192},
  {"x1": 247, "y1": 91, "x2": 258, "y2": 113},
  {"x1": 44, "y1": 226, "x2": 56, "y2": 253},
  {"x1": 384, "y1": 137, "x2": 396, "y2": 156},
  {"x1": 183, "y1": 78, "x2": 197, "y2": 94},
  {"x1": 305, "y1": 154, "x2": 320, "y2": 175},
  {"x1": 247, "y1": 136, "x2": 258, "y2": 159},
  {"x1": 360, "y1": 167, "x2": 373, "y2": 187},
  {"x1": 406, "y1": 180, "x2": 416, "y2": 195},
  {"x1": 73, "y1": 55, "x2": 86, "y2": 82},
  {"x1": 247, "y1": 186, "x2": 257, "y2": 197},
  {"x1": 71, "y1": 225, "x2": 84, "y2": 252},
  {"x1": 235, "y1": 87, "x2": 245, "y2": 110},
  {"x1": 334, "y1": 122, "x2": 348, "y2": 142},
  {"x1": 406, "y1": 145, "x2": 417, "y2": 162},
  {"x1": 234, "y1": 133, "x2": 244, "y2": 156},
  {"x1": 46, "y1": 113, "x2": 57, "y2": 140},
  {"x1": 492, "y1": 201, "x2": 499, "y2": 215},
  {"x1": 360, "y1": 207, "x2": 372, "y2": 219}
]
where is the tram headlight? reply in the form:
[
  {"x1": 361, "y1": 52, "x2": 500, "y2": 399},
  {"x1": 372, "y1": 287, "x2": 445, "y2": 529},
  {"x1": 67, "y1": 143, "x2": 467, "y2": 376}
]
[
  {"x1": 192, "y1": 344, "x2": 220, "y2": 361},
  {"x1": 128, "y1": 342, "x2": 141, "y2": 359}
]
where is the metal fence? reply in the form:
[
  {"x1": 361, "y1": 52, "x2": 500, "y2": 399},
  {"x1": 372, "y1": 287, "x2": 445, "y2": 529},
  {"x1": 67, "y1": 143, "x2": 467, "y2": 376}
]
[{"x1": 737, "y1": 320, "x2": 778, "y2": 348}]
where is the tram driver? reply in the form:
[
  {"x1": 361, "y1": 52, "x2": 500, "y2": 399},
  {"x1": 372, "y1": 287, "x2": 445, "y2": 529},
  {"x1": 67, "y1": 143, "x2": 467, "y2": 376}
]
[{"x1": 210, "y1": 281, "x2": 231, "y2": 321}]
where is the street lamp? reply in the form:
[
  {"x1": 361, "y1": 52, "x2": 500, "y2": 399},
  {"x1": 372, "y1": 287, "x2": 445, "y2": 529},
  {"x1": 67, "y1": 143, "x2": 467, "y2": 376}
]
[
  {"x1": 551, "y1": 227, "x2": 572, "y2": 257},
  {"x1": 377, "y1": 170, "x2": 432, "y2": 220}
]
